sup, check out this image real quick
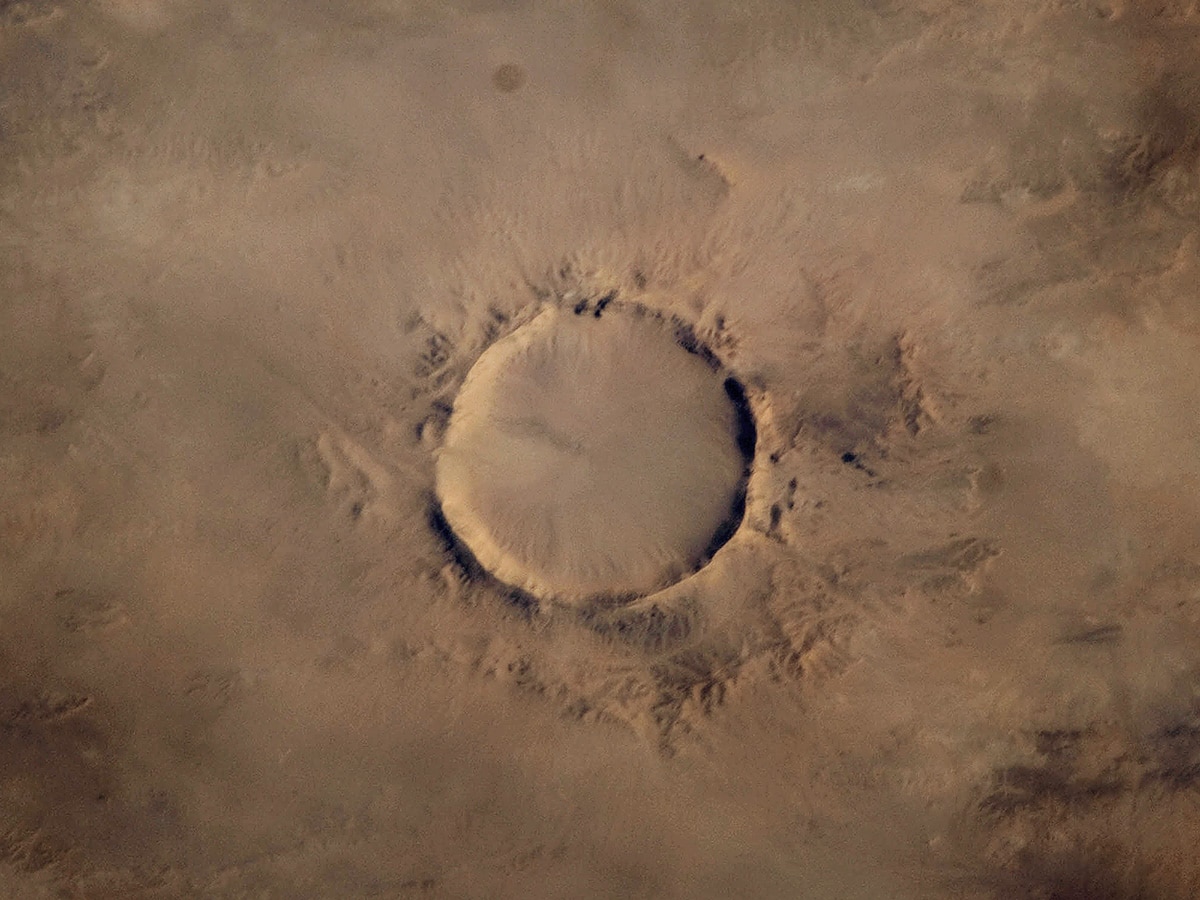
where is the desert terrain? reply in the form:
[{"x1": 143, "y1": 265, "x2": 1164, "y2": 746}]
[{"x1": 3, "y1": 0, "x2": 1200, "y2": 897}]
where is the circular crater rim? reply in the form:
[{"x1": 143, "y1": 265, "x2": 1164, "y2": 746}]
[{"x1": 429, "y1": 297, "x2": 759, "y2": 610}]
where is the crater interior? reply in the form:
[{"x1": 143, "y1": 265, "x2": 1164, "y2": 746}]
[{"x1": 434, "y1": 306, "x2": 751, "y2": 604}]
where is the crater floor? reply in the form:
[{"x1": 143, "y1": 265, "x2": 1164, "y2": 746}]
[{"x1": 436, "y1": 307, "x2": 749, "y2": 604}]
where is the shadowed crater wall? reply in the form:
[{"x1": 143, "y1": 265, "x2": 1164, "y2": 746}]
[{"x1": 431, "y1": 303, "x2": 756, "y2": 607}]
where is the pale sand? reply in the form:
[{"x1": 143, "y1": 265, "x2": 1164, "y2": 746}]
[
  {"x1": 436, "y1": 305, "x2": 747, "y2": 604},
  {"x1": 2, "y1": 1, "x2": 1200, "y2": 898}
]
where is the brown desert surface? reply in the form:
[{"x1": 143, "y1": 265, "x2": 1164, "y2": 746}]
[{"x1": 2, "y1": 1, "x2": 1200, "y2": 897}]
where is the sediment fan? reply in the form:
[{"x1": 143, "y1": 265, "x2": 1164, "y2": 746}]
[{"x1": 434, "y1": 306, "x2": 751, "y2": 605}]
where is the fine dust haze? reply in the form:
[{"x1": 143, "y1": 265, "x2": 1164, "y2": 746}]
[{"x1": 2, "y1": 1, "x2": 1199, "y2": 898}]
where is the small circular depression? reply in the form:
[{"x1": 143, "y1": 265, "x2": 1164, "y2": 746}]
[{"x1": 434, "y1": 305, "x2": 755, "y2": 606}]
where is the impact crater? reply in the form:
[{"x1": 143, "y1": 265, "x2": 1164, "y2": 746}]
[{"x1": 434, "y1": 305, "x2": 754, "y2": 605}]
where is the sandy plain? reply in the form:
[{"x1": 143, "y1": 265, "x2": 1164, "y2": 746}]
[{"x1": 2, "y1": 0, "x2": 1200, "y2": 897}]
